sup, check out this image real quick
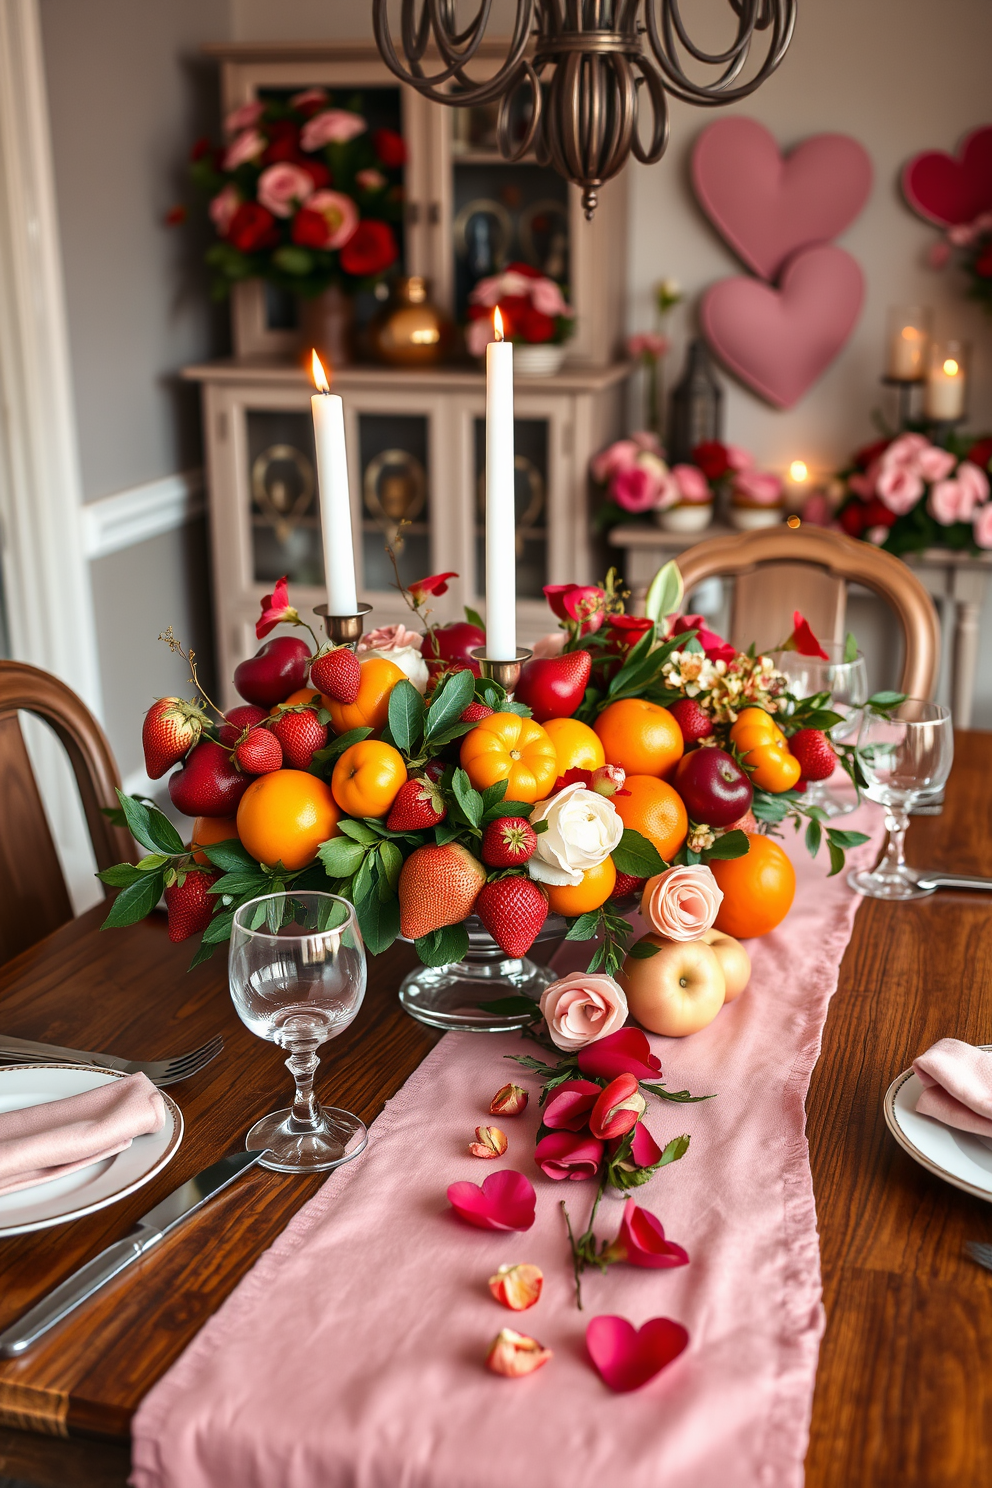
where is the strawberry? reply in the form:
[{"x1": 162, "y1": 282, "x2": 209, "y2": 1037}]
[
  {"x1": 270, "y1": 708, "x2": 328, "y2": 770},
  {"x1": 611, "y1": 871, "x2": 646, "y2": 901},
  {"x1": 668, "y1": 698, "x2": 713, "y2": 745},
  {"x1": 142, "y1": 698, "x2": 204, "y2": 779},
  {"x1": 481, "y1": 816, "x2": 537, "y2": 867},
  {"x1": 788, "y1": 728, "x2": 836, "y2": 781},
  {"x1": 476, "y1": 877, "x2": 548, "y2": 957},
  {"x1": 309, "y1": 645, "x2": 361, "y2": 705},
  {"x1": 398, "y1": 844, "x2": 486, "y2": 939},
  {"x1": 461, "y1": 701, "x2": 495, "y2": 723},
  {"x1": 218, "y1": 705, "x2": 267, "y2": 747},
  {"x1": 235, "y1": 727, "x2": 283, "y2": 775},
  {"x1": 164, "y1": 869, "x2": 220, "y2": 943},
  {"x1": 387, "y1": 777, "x2": 446, "y2": 832}
]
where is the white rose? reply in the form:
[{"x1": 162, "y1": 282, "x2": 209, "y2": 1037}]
[
  {"x1": 527, "y1": 783, "x2": 623, "y2": 888},
  {"x1": 366, "y1": 645, "x2": 429, "y2": 694}
]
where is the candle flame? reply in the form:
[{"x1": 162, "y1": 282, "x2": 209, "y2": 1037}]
[
  {"x1": 943, "y1": 357, "x2": 960, "y2": 377},
  {"x1": 789, "y1": 460, "x2": 809, "y2": 483},
  {"x1": 311, "y1": 348, "x2": 331, "y2": 392},
  {"x1": 494, "y1": 306, "x2": 504, "y2": 342}
]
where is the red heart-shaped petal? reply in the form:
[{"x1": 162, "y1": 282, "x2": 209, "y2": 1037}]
[
  {"x1": 586, "y1": 1315, "x2": 689, "y2": 1393},
  {"x1": 447, "y1": 1169, "x2": 536, "y2": 1231}
]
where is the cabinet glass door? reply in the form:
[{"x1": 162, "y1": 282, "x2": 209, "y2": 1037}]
[
  {"x1": 246, "y1": 409, "x2": 321, "y2": 586},
  {"x1": 357, "y1": 413, "x2": 431, "y2": 593},
  {"x1": 473, "y1": 417, "x2": 548, "y2": 602}
]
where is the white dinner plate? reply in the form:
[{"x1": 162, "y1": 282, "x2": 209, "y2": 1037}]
[
  {"x1": 0, "y1": 1064, "x2": 183, "y2": 1236},
  {"x1": 884, "y1": 1047, "x2": 992, "y2": 1203}
]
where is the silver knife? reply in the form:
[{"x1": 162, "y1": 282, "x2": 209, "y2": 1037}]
[
  {"x1": 915, "y1": 872, "x2": 992, "y2": 892},
  {"x1": 0, "y1": 1149, "x2": 265, "y2": 1357}
]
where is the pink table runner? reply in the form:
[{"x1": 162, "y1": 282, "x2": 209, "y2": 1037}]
[{"x1": 131, "y1": 807, "x2": 882, "y2": 1488}]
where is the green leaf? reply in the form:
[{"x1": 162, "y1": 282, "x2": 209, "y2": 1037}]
[
  {"x1": 317, "y1": 837, "x2": 367, "y2": 877},
  {"x1": 843, "y1": 631, "x2": 859, "y2": 664},
  {"x1": 424, "y1": 669, "x2": 476, "y2": 740},
  {"x1": 100, "y1": 870, "x2": 165, "y2": 928},
  {"x1": 465, "y1": 605, "x2": 486, "y2": 632},
  {"x1": 338, "y1": 819, "x2": 381, "y2": 846},
  {"x1": 481, "y1": 780, "x2": 509, "y2": 812},
  {"x1": 657, "y1": 1134, "x2": 691, "y2": 1166},
  {"x1": 826, "y1": 841, "x2": 846, "y2": 877},
  {"x1": 97, "y1": 861, "x2": 144, "y2": 888},
  {"x1": 477, "y1": 995, "x2": 542, "y2": 1017},
  {"x1": 421, "y1": 719, "x2": 478, "y2": 749},
  {"x1": 641, "y1": 1081, "x2": 715, "y2": 1103},
  {"x1": 627, "y1": 938, "x2": 661, "y2": 959},
  {"x1": 353, "y1": 851, "x2": 379, "y2": 906},
  {"x1": 565, "y1": 910, "x2": 601, "y2": 941},
  {"x1": 450, "y1": 767, "x2": 483, "y2": 829},
  {"x1": 207, "y1": 870, "x2": 270, "y2": 898},
  {"x1": 866, "y1": 691, "x2": 907, "y2": 713},
  {"x1": 805, "y1": 818, "x2": 822, "y2": 857},
  {"x1": 612, "y1": 828, "x2": 665, "y2": 879},
  {"x1": 481, "y1": 799, "x2": 534, "y2": 823},
  {"x1": 387, "y1": 679, "x2": 425, "y2": 755},
  {"x1": 115, "y1": 790, "x2": 185, "y2": 856},
  {"x1": 703, "y1": 829, "x2": 750, "y2": 862},
  {"x1": 310, "y1": 727, "x2": 373, "y2": 772},
  {"x1": 136, "y1": 852, "x2": 169, "y2": 871},
  {"x1": 434, "y1": 819, "x2": 463, "y2": 845},
  {"x1": 378, "y1": 840, "x2": 403, "y2": 892},
  {"x1": 354, "y1": 887, "x2": 400, "y2": 955},
  {"x1": 415, "y1": 922, "x2": 470, "y2": 967},
  {"x1": 187, "y1": 938, "x2": 218, "y2": 970},
  {"x1": 201, "y1": 907, "x2": 236, "y2": 945},
  {"x1": 826, "y1": 828, "x2": 869, "y2": 849},
  {"x1": 644, "y1": 559, "x2": 684, "y2": 624},
  {"x1": 202, "y1": 839, "x2": 257, "y2": 872}
]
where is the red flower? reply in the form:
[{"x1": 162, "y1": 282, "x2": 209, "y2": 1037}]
[
  {"x1": 228, "y1": 202, "x2": 279, "y2": 253},
  {"x1": 976, "y1": 246, "x2": 992, "y2": 278},
  {"x1": 853, "y1": 437, "x2": 891, "y2": 471},
  {"x1": 256, "y1": 576, "x2": 301, "y2": 638},
  {"x1": 577, "y1": 1028, "x2": 662, "y2": 1083},
  {"x1": 514, "y1": 305, "x2": 556, "y2": 343},
  {"x1": 189, "y1": 136, "x2": 212, "y2": 162},
  {"x1": 609, "y1": 1122, "x2": 663, "y2": 1169},
  {"x1": 839, "y1": 501, "x2": 867, "y2": 537},
  {"x1": 606, "y1": 614, "x2": 654, "y2": 652},
  {"x1": 968, "y1": 437, "x2": 992, "y2": 470},
  {"x1": 543, "y1": 583, "x2": 606, "y2": 633},
  {"x1": 408, "y1": 571, "x2": 457, "y2": 605},
  {"x1": 534, "y1": 1130, "x2": 604, "y2": 1181},
  {"x1": 692, "y1": 440, "x2": 731, "y2": 481},
  {"x1": 292, "y1": 207, "x2": 332, "y2": 249},
  {"x1": 542, "y1": 1079, "x2": 602, "y2": 1132},
  {"x1": 863, "y1": 496, "x2": 898, "y2": 530},
  {"x1": 373, "y1": 127, "x2": 407, "y2": 168},
  {"x1": 783, "y1": 610, "x2": 829, "y2": 659},
  {"x1": 339, "y1": 219, "x2": 399, "y2": 277},
  {"x1": 601, "y1": 1199, "x2": 690, "y2": 1269},
  {"x1": 669, "y1": 613, "x2": 735, "y2": 665},
  {"x1": 589, "y1": 1073, "x2": 646, "y2": 1141}
]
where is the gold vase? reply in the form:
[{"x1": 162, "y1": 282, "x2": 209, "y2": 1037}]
[{"x1": 366, "y1": 277, "x2": 452, "y2": 367}]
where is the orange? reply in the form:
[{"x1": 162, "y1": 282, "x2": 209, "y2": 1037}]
[
  {"x1": 460, "y1": 712, "x2": 558, "y2": 804},
  {"x1": 327, "y1": 656, "x2": 405, "y2": 736},
  {"x1": 543, "y1": 717, "x2": 605, "y2": 773},
  {"x1": 594, "y1": 698, "x2": 683, "y2": 778},
  {"x1": 331, "y1": 740, "x2": 407, "y2": 819},
  {"x1": 190, "y1": 814, "x2": 239, "y2": 866},
  {"x1": 710, "y1": 833, "x2": 796, "y2": 939},
  {"x1": 544, "y1": 857, "x2": 617, "y2": 916},
  {"x1": 236, "y1": 769, "x2": 341, "y2": 870},
  {"x1": 271, "y1": 687, "x2": 321, "y2": 714},
  {"x1": 612, "y1": 775, "x2": 688, "y2": 863}
]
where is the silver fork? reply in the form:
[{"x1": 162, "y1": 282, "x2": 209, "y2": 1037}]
[
  {"x1": 965, "y1": 1241, "x2": 992, "y2": 1272},
  {"x1": 0, "y1": 1033, "x2": 224, "y2": 1088}
]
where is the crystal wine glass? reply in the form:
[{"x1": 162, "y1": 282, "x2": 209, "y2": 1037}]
[
  {"x1": 773, "y1": 643, "x2": 869, "y2": 816},
  {"x1": 848, "y1": 701, "x2": 954, "y2": 900},
  {"x1": 229, "y1": 891, "x2": 368, "y2": 1173}
]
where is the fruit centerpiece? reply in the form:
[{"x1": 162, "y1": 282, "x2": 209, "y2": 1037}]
[{"x1": 103, "y1": 561, "x2": 894, "y2": 1034}]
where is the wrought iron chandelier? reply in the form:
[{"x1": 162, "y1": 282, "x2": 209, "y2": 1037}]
[{"x1": 372, "y1": 1, "x2": 797, "y2": 218}]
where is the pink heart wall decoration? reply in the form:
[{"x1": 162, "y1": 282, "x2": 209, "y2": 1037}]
[
  {"x1": 902, "y1": 126, "x2": 992, "y2": 226},
  {"x1": 692, "y1": 118, "x2": 873, "y2": 282},
  {"x1": 701, "y1": 244, "x2": 864, "y2": 409}
]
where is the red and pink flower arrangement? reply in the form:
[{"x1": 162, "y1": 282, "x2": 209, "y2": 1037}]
[
  {"x1": 465, "y1": 262, "x2": 575, "y2": 355},
  {"x1": 188, "y1": 90, "x2": 405, "y2": 299},
  {"x1": 592, "y1": 434, "x2": 783, "y2": 525}
]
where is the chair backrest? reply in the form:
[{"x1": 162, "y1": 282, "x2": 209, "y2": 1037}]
[
  {"x1": 676, "y1": 525, "x2": 940, "y2": 699},
  {"x1": 0, "y1": 661, "x2": 133, "y2": 963}
]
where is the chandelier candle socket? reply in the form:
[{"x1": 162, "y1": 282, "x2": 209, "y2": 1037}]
[
  {"x1": 310, "y1": 350, "x2": 358, "y2": 617},
  {"x1": 485, "y1": 308, "x2": 516, "y2": 661}
]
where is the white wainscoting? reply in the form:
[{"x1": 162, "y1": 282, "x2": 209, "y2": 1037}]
[{"x1": 82, "y1": 468, "x2": 204, "y2": 560}]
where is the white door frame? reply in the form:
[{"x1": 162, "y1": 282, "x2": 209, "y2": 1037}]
[{"x1": 0, "y1": 0, "x2": 101, "y2": 712}]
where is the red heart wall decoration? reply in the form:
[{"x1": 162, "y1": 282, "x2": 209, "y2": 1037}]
[
  {"x1": 700, "y1": 244, "x2": 864, "y2": 409},
  {"x1": 902, "y1": 126, "x2": 992, "y2": 227},
  {"x1": 692, "y1": 117, "x2": 873, "y2": 282}
]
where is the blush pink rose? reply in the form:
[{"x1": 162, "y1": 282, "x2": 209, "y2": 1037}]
[
  {"x1": 611, "y1": 465, "x2": 660, "y2": 513},
  {"x1": 876, "y1": 463, "x2": 924, "y2": 515},
  {"x1": 672, "y1": 464, "x2": 711, "y2": 503},
  {"x1": 974, "y1": 503, "x2": 992, "y2": 548},
  {"x1": 930, "y1": 460, "x2": 990, "y2": 524},
  {"x1": 626, "y1": 332, "x2": 668, "y2": 359},
  {"x1": 531, "y1": 631, "x2": 567, "y2": 659},
  {"x1": 298, "y1": 189, "x2": 358, "y2": 247},
  {"x1": 916, "y1": 444, "x2": 957, "y2": 483},
  {"x1": 732, "y1": 469, "x2": 783, "y2": 505},
  {"x1": 209, "y1": 184, "x2": 241, "y2": 236},
  {"x1": 591, "y1": 439, "x2": 640, "y2": 483},
  {"x1": 357, "y1": 623, "x2": 423, "y2": 654},
  {"x1": 539, "y1": 973, "x2": 628, "y2": 1052},
  {"x1": 529, "y1": 277, "x2": 570, "y2": 318},
  {"x1": 725, "y1": 444, "x2": 755, "y2": 472},
  {"x1": 641, "y1": 865, "x2": 723, "y2": 941},
  {"x1": 223, "y1": 129, "x2": 266, "y2": 171},
  {"x1": 257, "y1": 163, "x2": 315, "y2": 218},
  {"x1": 301, "y1": 109, "x2": 367, "y2": 152},
  {"x1": 224, "y1": 100, "x2": 264, "y2": 136}
]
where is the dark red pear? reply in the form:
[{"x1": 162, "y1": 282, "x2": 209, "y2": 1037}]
[
  {"x1": 233, "y1": 636, "x2": 311, "y2": 708},
  {"x1": 513, "y1": 650, "x2": 591, "y2": 723},
  {"x1": 168, "y1": 740, "x2": 252, "y2": 818}
]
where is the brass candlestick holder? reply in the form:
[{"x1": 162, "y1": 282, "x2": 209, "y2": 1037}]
[
  {"x1": 313, "y1": 602, "x2": 373, "y2": 651},
  {"x1": 471, "y1": 647, "x2": 532, "y2": 694}
]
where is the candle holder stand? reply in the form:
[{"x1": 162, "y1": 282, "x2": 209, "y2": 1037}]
[
  {"x1": 470, "y1": 648, "x2": 533, "y2": 694},
  {"x1": 314, "y1": 602, "x2": 373, "y2": 651},
  {"x1": 882, "y1": 375, "x2": 924, "y2": 431}
]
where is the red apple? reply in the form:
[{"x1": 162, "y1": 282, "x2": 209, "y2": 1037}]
[
  {"x1": 233, "y1": 636, "x2": 311, "y2": 708},
  {"x1": 168, "y1": 739, "x2": 252, "y2": 818},
  {"x1": 673, "y1": 747, "x2": 752, "y2": 828},
  {"x1": 423, "y1": 622, "x2": 485, "y2": 677},
  {"x1": 218, "y1": 704, "x2": 267, "y2": 746},
  {"x1": 514, "y1": 650, "x2": 591, "y2": 723}
]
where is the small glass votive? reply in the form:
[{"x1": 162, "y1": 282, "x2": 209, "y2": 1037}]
[{"x1": 885, "y1": 306, "x2": 930, "y2": 382}]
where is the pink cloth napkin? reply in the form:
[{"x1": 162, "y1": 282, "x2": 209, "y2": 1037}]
[
  {"x1": 131, "y1": 806, "x2": 883, "y2": 1488},
  {"x1": 0, "y1": 1071, "x2": 165, "y2": 1195},
  {"x1": 913, "y1": 1038, "x2": 992, "y2": 1137}
]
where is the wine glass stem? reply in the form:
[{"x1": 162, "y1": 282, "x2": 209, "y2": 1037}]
[
  {"x1": 879, "y1": 805, "x2": 910, "y2": 875},
  {"x1": 285, "y1": 1049, "x2": 321, "y2": 1131}
]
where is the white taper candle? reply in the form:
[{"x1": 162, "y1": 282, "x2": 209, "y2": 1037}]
[
  {"x1": 310, "y1": 350, "x2": 358, "y2": 616},
  {"x1": 485, "y1": 310, "x2": 516, "y2": 660}
]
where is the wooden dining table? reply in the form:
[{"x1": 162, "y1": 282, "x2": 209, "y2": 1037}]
[{"x1": 0, "y1": 730, "x2": 990, "y2": 1488}]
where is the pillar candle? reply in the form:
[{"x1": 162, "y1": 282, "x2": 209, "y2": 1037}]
[
  {"x1": 925, "y1": 352, "x2": 967, "y2": 421},
  {"x1": 310, "y1": 351, "x2": 358, "y2": 615},
  {"x1": 485, "y1": 310, "x2": 516, "y2": 660}
]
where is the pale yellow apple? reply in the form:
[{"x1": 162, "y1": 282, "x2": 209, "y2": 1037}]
[
  {"x1": 701, "y1": 928, "x2": 751, "y2": 1001},
  {"x1": 618, "y1": 934, "x2": 726, "y2": 1037}
]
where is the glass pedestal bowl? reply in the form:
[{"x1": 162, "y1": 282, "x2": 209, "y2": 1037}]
[{"x1": 398, "y1": 914, "x2": 568, "y2": 1033}]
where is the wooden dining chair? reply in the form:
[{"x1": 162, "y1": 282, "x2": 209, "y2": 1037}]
[
  {"x1": 675, "y1": 525, "x2": 940, "y2": 699},
  {"x1": 0, "y1": 661, "x2": 133, "y2": 964}
]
